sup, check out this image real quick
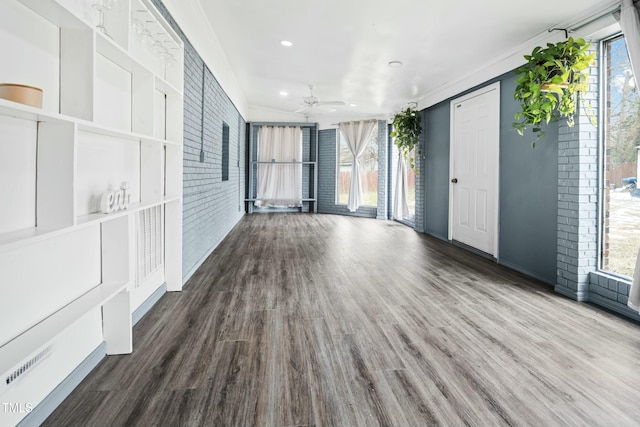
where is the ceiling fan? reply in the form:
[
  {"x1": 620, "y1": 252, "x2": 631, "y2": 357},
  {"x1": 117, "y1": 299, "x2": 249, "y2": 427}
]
[{"x1": 295, "y1": 84, "x2": 345, "y2": 113}]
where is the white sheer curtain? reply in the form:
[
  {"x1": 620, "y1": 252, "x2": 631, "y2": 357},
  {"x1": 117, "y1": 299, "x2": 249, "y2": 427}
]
[
  {"x1": 255, "y1": 126, "x2": 302, "y2": 208},
  {"x1": 617, "y1": 0, "x2": 640, "y2": 311},
  {"x1": 393, "y1": 152, "x2": 409, "y2": 219},
  {"x1": 619, "y1": 0, "x2": 640, "y2": 84},
  {"x1": 339, "y1": 120, "x2": 377, "y2": 212}
]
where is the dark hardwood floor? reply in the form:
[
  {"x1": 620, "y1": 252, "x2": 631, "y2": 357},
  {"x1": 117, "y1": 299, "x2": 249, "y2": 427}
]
[{"x1": 43, "y1": 213, "x2": 640, "y2": 426}]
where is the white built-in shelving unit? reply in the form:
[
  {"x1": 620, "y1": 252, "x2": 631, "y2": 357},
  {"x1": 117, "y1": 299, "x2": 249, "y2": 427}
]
[{"x1": 0, "y1": 0, "x2": 183, "y2": 421}]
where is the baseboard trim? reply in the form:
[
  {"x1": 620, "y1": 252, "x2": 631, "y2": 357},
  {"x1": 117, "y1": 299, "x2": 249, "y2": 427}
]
[
  {"x1": 498, "y1": 259, "x2": 555, "y2": 286},
  {"x1": 588, "y1": 293, "x2": 640, "y2": 323},
  {"x1": 554, "y1": 284, "x2": 588, "y2": 302},
  {"x1": 17, "y1": 342, "x2": 106, "y2": 427},
  {"x1": 132, "y1": 283, "x2": 167, "y2": 326}
]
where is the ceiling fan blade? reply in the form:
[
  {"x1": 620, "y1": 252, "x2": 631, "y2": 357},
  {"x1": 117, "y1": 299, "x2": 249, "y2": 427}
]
[
  {"x1": 294, "y1": 105, "x2": 337, "y2": 114},
  {"x1": 317, "y1": 101, "x2": 345, "y2": 106},
  {"x1": 295, "y1": 105, "x2": 312, "y2": 113}
]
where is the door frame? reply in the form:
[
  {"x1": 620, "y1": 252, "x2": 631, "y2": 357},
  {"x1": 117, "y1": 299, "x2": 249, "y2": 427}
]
[{"x1": 448, "y1": 81, "x2": 500, "y2": 258}]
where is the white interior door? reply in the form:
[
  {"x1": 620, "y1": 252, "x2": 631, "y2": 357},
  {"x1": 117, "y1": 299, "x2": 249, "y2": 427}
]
[{"x1": 449, "y1": 82, "x2": 500, "y2": 257}]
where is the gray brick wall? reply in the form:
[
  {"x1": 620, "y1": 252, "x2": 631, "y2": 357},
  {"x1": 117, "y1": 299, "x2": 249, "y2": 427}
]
[
  {"x1": 152, "y1": 0, "x2": 246, "y2": 283},
  {"x1": 588, "y1": 272, "x2": 640, "y2": 321},
  {"x1": 317, "y1": 121, "x2": 387, "y2": 218},
  {"x1": 376, "y1": 121, "x2": 388, "y2": 219},
  {"x1": 554, "y1": 46, "x2": 599, "y2": 301},
  {"x1": 414, "y1": 110, "x2": 426, "y2": 233}
]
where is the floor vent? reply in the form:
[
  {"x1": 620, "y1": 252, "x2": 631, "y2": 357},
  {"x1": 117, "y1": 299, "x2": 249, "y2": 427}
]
[{"x1": 5, "y1": 345, "x2": 53, "y2": 386}]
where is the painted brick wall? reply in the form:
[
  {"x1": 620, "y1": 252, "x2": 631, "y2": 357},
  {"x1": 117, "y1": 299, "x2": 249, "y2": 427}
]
[
  {"x1": 414, "y1": 110, "x2": 427, "y2": 233},
  {"x1": 588, "y1": 272, "x2": 640, "y2": 321},
  {"x1": 152, "y1": 0, "x2": 246, "y2": 282},
  {"x1": 554, "y1": 47, "x2": 599, "y2": 301},
  {"x1": 317, "y1": 121, "x2": 387, "y2": 218}
]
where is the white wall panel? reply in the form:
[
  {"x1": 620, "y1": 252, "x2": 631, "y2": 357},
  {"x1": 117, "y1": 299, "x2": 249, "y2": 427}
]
[
  {"x1": 0, "y1": 116, "x2": 36, "y2": 234},
  {"x1": 0, "y1": 225, "x2": 101, "y2": 347},
  {"x1": 0, "y1": 1, "x2": 59, "y2": 113}
]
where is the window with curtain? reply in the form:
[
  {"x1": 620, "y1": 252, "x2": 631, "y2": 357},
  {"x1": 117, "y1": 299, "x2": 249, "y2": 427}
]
[
  {"x1": 255, "y1": 126, "x2": 303, "y2": 208},
  {"x1": 601, "y1": 34, "x2": 640, "y2": 278},
  {"x1": 336, "y1": 130, "x2": 378, "y2": 206},
  {"x1": 393, "y1": 146, "x2": 416, "y2": 222}
]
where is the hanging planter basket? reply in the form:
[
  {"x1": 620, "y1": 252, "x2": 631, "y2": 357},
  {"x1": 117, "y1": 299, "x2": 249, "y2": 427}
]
[
  {"x1": 390, "y1": 106, "x2": 422, "y2": 172},
  {"x1": 512, "y1": 37, "x2": 595, "y2": 145}
]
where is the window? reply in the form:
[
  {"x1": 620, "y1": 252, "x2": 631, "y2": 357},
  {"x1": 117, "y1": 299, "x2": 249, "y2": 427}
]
[
  {"x1": 405, "y1": 147, "x2": 417, "y2": 220},
  {"x1": 222, "y1": 122, "x2": 229, "y2": 181},
  {"x1": 601, "y1": 35, "x2": 640, "y2": 278},
  {"x1": 337, "y1": 131, "x2": 378, "y2": 206}
]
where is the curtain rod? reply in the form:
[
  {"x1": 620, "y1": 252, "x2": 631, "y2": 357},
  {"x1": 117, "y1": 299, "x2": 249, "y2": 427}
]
[{"x1": 567, "y1": 3, "x2": 622, "y2": 33}]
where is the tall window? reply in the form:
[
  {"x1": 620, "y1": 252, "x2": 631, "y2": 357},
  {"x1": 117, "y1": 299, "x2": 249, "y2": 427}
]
[
  {"x1": 405, "y1": 147, "x2": 417, "y2": 220},
  {"x1": 601, "y1": 35, "x2": 640, "y2": 278},
  {"x1": 222, "y1": 122, "x2": 230, "y2": 181},
  {"x1": 337, "y1": 131, "x2": 378, "y2": 206}
]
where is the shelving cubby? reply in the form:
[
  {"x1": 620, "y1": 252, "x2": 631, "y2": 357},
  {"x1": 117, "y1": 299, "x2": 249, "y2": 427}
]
[{"x1": 0, "y1": 0, "x2": 184, "y2": 422}]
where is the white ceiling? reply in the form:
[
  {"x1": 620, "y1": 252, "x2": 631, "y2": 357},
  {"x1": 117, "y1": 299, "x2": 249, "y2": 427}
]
[{"x1": 192, "y1": 0, "x2": 621, "y2": 123}]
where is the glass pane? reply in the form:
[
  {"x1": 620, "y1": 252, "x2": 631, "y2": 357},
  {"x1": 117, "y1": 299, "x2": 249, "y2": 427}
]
[
  {"x1": 602, "y1": 36, "x2": 640, "y2": 278},
  {"x1": 338, "y1": 136, "x2": 351, "y2": 204},
  {"x1": 337, "y1": 132, "x2": 377, "y2": 206},
  {"x1": 407, "y1": 148, "x2": 416, "y2": 219},
  {"x1": 360, "y1": 136, "x2": 378, "y2": 206}
]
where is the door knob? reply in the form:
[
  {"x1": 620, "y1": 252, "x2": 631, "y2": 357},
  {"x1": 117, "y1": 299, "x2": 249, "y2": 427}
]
[{"x1": 451, "y1": 178, "x2": 458, "y2": 183}]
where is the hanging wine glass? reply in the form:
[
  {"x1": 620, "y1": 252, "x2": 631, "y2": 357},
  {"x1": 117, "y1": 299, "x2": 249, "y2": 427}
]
[
  {"x1": 131, "y1": 16, "x2": 144, "y2": 37},
  {"x1": 140, "y1": 23, "x2": 155, "y2": 45},
  {"x1": 93, "y1": 0, "x2": 120, "y2": 38},
  {"x1": 151, "y1": 39, "x2": 168, "y2": 55}
]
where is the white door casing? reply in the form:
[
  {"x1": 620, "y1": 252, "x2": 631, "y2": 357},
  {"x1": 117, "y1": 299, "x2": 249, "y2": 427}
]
[{"x1": 448, "y1": 82, "x2": 500, "y2": 257}]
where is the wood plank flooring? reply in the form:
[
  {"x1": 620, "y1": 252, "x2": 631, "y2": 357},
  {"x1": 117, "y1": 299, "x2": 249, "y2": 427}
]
[{"x1": 42, "y1": 213, "x2": 640, "y2": 426}]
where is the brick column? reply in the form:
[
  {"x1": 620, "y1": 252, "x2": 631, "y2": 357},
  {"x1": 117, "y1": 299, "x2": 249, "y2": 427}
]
[
  {"x1": 414, "y1": 110, "x2": 426, "y2": 233},
  {"x1": 555, "y1": 48, "x2": 599, "y2": 301},
  {"x1": 376, "y1": 120, "x2": 388, "y2": 219}
]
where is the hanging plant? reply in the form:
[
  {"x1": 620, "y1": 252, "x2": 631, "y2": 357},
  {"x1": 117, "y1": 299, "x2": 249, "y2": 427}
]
[
  {"x1": 513, "y1": 37, "x2": 595, "y2": 145},
  {"x1": 390, "y1": 106, "x2": 422, "y2": 171}
]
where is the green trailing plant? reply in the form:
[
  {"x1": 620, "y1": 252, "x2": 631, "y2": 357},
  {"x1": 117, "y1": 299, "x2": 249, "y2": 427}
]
[
  {"x1": 513, "y1": 37, "x2": 595, "y2": 146},
  {"x1": 390, "y1": 106, "x2": 422, "y2": 171}
]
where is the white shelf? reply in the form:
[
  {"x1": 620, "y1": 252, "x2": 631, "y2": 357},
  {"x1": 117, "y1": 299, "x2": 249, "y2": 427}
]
[
  {"x1": 1, "y1": 0, "x2": 183, "y2": 406},
  {"x1": 164, "y1": 195, "x2": 181, "y2": 204},
  {"x1": 96, "y1": 31, "x2": 149, "y2": 79},
  {"x1": 0, "y1": 281, "x2": 129, "y2": 377},
  {"x1": 76, "y1": 198, "x2": 177, "y2": 227},
  {"x1": 154, "y1": 75, "x2": 183, "y2": 97},
  {"x1": 0, "y1": 196, "x2": 174, "y2": 251},
  {"x1": 0, "y1": 226, "x2": 65, "y2": 252},
  {"x1": 0, "y1": 98, "x2": 181, "y2": 147},
  {"x1": 0, "y1": 98, "x2": 71, "y2": 125},
  {"x1": 18, "y1": 0, "x2": 91, "y2": 30}
]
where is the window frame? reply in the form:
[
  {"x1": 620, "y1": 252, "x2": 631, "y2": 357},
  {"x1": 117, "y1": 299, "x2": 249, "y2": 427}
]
[
  {"x1": 335, "y1": 130, "x2": 379, "y2": 207},
  {"x1": 597, "y1": 32, "x2": 640, "y2": 279}
]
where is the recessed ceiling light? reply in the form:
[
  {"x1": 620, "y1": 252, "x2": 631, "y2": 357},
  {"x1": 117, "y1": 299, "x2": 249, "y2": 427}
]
[
  {"x1": 280, "y1": 91, "x2": 288, "y2": 96},
  {"x1": 388, "y1": 61, "x2": 403, "y2": 68},
  {"x1": 349, "y1": 104, "x2": 357, "y2": 107},
  {"x1": 280, "y1": 40, "x2": 293, "y2": 47}
]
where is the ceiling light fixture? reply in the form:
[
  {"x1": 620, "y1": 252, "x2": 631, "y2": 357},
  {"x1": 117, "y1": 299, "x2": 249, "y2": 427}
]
[
  {"x1": 280, "y1": 91, "x2": 288, "y2": 96},
  {"x1": 388, "y1": 60, "x2": 403, "y2": 68},
  {"x1": 349, "y1": 104, "x2": 357, "y2": 107},
  {"x1": 280, "y1": 40, "x2": 293, "y2": 47}
]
